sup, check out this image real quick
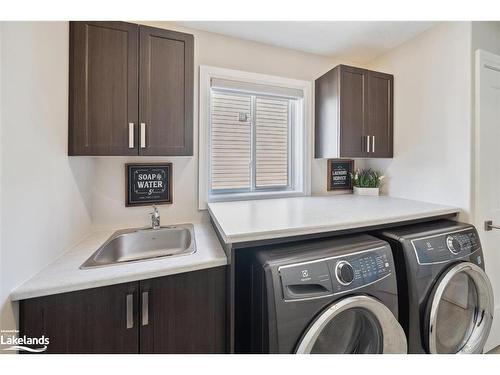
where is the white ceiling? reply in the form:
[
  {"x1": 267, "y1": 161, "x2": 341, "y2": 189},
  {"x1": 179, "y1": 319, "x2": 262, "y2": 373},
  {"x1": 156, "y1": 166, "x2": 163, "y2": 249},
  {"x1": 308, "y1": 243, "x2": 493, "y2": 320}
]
[{"x1": 176, "y1": 21, "x2": 436, "y2": 63}]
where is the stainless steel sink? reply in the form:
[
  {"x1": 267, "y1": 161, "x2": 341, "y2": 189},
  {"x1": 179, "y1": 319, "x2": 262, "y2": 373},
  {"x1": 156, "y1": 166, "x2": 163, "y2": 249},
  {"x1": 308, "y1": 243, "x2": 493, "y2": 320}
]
[{"x1": 80, "y1": 224, "x2": 196, "y2": 269}]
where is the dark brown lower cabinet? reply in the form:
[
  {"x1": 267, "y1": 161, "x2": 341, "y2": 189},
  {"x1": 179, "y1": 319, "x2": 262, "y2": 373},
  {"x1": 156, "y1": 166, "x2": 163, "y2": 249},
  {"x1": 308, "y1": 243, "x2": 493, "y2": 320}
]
[
  {"x1": 19, "y1": 281, "x2": 139, "y2": 354},
  {"x1": 19, "y1": 267, "x2": 227, "y2": 354},
  {"x1": 140, "y1": 267, "x2": 226, "y2": 353}
]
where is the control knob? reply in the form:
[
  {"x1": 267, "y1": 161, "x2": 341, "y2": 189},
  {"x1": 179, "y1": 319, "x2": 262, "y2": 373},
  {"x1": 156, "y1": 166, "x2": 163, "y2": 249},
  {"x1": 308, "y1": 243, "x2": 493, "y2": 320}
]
[
  {"x1": 446, "y1": 235, "x2": 461, "y2": 254},
  {"x1": 336, "y1": 261, "x2": 355, "y2": 285}
]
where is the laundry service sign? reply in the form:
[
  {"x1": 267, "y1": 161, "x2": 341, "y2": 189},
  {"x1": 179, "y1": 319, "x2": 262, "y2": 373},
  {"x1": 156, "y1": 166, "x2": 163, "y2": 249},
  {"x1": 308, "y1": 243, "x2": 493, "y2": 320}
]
[{"x1": 126, "y1": 163, "x2": 172, "y2": 206}]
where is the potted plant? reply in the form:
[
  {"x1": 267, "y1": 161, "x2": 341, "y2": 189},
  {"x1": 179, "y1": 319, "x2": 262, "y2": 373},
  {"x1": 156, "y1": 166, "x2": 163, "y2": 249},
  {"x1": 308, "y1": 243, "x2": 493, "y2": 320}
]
[{"x1": 351, "y1": 169, "x2": 384, "y2": 196}]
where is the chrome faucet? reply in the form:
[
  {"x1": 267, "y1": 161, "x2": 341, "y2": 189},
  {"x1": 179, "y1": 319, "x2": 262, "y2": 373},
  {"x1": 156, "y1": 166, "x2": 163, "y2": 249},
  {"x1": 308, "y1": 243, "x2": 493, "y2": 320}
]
[{"x1": 150, "y1": 205, "x2": 161, "y2": 229}]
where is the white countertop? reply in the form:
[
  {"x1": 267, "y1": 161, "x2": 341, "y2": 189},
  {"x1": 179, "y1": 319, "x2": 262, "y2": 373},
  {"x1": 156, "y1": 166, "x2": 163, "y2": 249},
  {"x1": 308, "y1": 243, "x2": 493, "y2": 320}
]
[
  {"x1": 11, "y1": 222, "x2": 227, "y2": 301},
  {"x1": 208, "y1": 195, "x2": 460, "y2": 244}
]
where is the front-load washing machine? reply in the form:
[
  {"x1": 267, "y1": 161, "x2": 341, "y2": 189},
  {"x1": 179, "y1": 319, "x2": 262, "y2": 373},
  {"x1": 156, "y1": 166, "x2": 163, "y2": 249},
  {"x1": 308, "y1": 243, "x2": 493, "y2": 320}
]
[
  {"x1": 376, "y1": 220, "x2": 494, "y2": 354},
  {"x1": 249, "y1": 234, "x2": 407, "y2": 353}
]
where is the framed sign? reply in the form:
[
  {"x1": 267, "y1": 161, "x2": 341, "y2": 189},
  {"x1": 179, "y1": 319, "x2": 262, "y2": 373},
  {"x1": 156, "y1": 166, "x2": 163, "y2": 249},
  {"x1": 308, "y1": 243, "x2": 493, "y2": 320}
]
[
  {"x1": 125, "y1": 163, "x2": 173, "y2": 207},
  {"x1": 327, "y1": 159, "x2": 354, "y2": 191}
]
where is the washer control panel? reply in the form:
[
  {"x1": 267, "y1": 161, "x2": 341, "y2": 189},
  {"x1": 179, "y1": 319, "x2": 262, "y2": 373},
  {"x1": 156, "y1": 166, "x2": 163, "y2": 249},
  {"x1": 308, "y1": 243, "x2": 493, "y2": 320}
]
[
  {"x1": 411, "y1": 228, "x2": 480, "y2": 265},
  {"x1": 278, "y1": 245, "x2": 393, "y2": 300},
  {"x1": 327, "y1": 246, "x2": 393, "y2": 294}
]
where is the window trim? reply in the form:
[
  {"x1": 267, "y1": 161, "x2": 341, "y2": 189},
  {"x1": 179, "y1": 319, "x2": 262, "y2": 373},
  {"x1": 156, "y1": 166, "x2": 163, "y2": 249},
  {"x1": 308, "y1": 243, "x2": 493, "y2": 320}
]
[{"x1": 199, "y1": 65, "x2": 312, "y2": 209}]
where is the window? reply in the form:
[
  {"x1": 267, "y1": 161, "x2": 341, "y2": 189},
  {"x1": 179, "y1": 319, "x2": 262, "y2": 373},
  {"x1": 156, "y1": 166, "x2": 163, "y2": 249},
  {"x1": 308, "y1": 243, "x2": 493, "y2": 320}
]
[
  {"x1": 199, "y1": 66, "x2": 311, "y2": 208},
  {"x1": 210, "y1": 90, "x2": 293, "y2": 191}
]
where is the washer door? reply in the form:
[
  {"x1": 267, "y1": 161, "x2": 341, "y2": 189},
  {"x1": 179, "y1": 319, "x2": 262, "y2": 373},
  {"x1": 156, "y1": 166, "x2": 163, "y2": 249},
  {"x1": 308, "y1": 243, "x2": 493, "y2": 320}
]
[
  {"x1": 295, "y1": 295, "x2": 407, "y2": 354},
  {"x1": 427, "y1": 262, "x2": 494, "y2": 354}
]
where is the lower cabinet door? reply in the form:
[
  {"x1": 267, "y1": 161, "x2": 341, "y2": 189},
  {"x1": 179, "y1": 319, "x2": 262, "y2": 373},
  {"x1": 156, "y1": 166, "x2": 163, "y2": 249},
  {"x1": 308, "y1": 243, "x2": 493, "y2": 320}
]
[
  {"x1": 19, "y1": 282, "x2": 140, "y2": 354},
  {"x1": 139, "y1": 267, "x2": 227, "y2": 353}
]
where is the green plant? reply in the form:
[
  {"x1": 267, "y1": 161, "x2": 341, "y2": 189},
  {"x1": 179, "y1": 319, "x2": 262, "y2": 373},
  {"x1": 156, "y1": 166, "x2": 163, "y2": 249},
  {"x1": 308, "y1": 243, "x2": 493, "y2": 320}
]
[{"x1": 351, "y1": 169, "x2": 384, "y2": 188}]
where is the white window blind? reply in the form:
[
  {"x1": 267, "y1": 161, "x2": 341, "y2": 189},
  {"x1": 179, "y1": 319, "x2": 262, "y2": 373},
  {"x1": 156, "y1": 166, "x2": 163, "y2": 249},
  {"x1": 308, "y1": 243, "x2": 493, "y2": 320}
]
[
  {"x1": 210, "y1": 89, "x2": 291, "y2": 192},
  {"x1": 255, "y1": 97, "x2": 289, "y2": 188},
  {"x1": 210, "y1": 92, "x2": 252, "y2": 190}
]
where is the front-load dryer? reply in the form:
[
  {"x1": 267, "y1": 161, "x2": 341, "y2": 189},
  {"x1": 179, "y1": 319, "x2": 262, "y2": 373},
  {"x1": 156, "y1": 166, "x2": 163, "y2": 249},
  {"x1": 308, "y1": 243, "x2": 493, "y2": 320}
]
[
  {"x1": 249, "y1": 234, "x2": 407, "y2": 354},
  {"x1": 376, "y1": 220, "x2": 494, "y2": 354}
]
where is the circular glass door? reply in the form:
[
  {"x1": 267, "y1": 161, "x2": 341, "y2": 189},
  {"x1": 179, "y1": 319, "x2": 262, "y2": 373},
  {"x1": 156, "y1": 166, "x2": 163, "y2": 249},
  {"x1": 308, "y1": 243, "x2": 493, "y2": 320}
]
[
  {"x1": 427, "y1": 262, "x2": 494, "y2": 354},
  {"x1": 308, "y1": 307, "x2": 383, "y2": 353},
  {"x1": 295, "y1": 295, "x2": 407, "y2": 354}
]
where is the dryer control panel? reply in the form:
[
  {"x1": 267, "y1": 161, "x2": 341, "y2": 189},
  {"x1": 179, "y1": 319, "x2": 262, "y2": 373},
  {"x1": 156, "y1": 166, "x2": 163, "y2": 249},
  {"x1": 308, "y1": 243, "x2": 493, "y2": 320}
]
[
  {"x1": 278, "y1": 245, "x2": 393, "y2": 300},
  {"x1": 411, "y1": 227, "x2": 481, "y2": 265}
]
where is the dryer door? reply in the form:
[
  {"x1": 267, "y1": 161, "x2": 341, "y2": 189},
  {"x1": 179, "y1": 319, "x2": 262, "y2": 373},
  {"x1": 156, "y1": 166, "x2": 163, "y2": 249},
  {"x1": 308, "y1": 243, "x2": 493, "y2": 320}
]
[
  {"x1": 295, "y1": 295, "x2": 407, "y2": 354},
  {"x1": 426, "y1": 262, "x2": 494, "y2": 353}
]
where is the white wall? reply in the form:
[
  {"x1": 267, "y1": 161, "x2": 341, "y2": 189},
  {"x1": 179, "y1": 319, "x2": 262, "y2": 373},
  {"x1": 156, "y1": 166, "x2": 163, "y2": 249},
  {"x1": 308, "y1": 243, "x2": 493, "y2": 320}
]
[
  {"x1": 0, "y1": 22, "x2": 94, "y2": 333},
  {"x1": 365, "y1": 22, "x2": 473, "y2": 220},
  {"x1": 472, "y1": 22, "x2": 500, "y2": 56},
  {"x1": 91, "y1": 21, "x2": 354, "y2": 230}
]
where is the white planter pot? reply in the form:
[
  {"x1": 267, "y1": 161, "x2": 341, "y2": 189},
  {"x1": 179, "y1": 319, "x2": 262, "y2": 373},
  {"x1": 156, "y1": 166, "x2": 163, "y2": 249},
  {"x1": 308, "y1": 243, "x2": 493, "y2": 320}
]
[{"x1": 353, "y1": 187, "x2": 380, "y2": 196}]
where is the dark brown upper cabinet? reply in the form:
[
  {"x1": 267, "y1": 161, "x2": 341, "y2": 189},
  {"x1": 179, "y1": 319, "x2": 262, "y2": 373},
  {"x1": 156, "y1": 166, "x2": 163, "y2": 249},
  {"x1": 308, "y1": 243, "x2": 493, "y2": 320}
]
[
  {"x1": 68, "y1": 21, "x2": 194, "y2": 156},
  {"x1": 315, "y1": 65, "x2": 393, "y2": 159}
]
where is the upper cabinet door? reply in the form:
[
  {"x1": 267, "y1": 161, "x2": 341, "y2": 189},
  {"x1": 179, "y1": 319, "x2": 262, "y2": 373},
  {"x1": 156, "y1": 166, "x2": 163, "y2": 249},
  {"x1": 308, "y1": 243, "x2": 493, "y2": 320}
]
[
  {"x1": 139, "y1": 26, "x2": 194, "y2": 156},
  {"x1": 339, "y1": 66, "x2": 369, "y2": 158},
  {"x1": 69, "y1": 21, "x2": 139, "y2": 156},
  {"x1": 367, "y1": 71, "x2": 393, "y2": 158}
]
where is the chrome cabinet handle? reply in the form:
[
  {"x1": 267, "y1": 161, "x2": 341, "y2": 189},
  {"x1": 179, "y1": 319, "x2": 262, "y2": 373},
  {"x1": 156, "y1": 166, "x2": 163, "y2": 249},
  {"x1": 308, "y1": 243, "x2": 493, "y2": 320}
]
[
  {"x1": 485, "y1": 220, "x2": 500, "y2": 231},
  {"x1": 128, "y1": 123, "x2": 135, "y2": 149},
  {"x1": 366, "y1": 135, "x2": 371, "y2": 153},
  {"x1": 372, "y1": 135, "x2": 375, "y2": 153},
  {"x1": 126, "y1": 293, "x2": 134, "y2": 329},
  {"x1": 142, "y1": 291, "x2": 149, "y2": 326},
  {"x1": 140, "y1": 123, "x2": 146, "y2": 148}
]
